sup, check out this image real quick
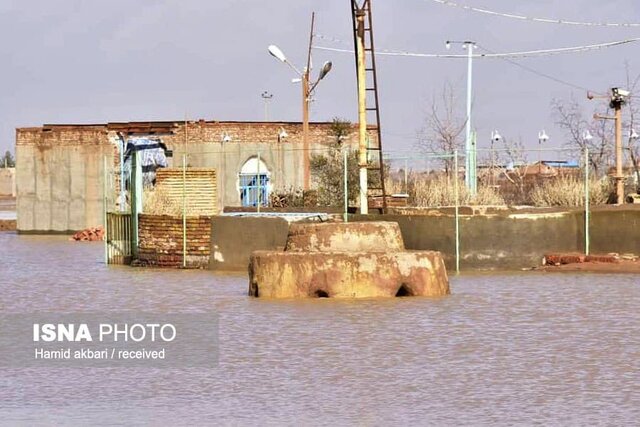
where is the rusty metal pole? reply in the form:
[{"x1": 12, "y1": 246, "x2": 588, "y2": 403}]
[
  {"x1": 302, "y1": 71, "x2": 310, "y2": 190},
  {"x1": 615, "y1": 104, "x2": 624, "y2": 204},
  {"x1": 356, "y1": 8, "x2": 368, "y2": 215},
  {"x1": 301, "y1": 12, "x2": 315, "y2": 191}
]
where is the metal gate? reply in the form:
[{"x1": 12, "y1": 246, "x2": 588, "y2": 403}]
[{"x1": 106, "y1": 212, "x2": 133, "y2": 265}]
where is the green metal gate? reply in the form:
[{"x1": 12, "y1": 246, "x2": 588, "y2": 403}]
[{"x1": 106, "y1": 212, "x2": 133, "y2": 265}]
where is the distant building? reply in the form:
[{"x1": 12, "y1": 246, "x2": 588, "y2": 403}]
[
  {"x1": 0, "y1": 167, "x2": 16, "y2": 197},
  {"x1": 15, "y1": 120, "x2": 372, "y2": 233}
]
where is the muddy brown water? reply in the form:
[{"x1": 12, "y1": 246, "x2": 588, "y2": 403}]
[{"x1": 0, "y1": 232, "x2": 639, "y2": 425}]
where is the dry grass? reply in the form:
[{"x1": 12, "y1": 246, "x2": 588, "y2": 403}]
[
  {"x1": 387, "y1": 175, "x2": 505, "y2": 207},
  {"x1": 529, "y1": 176, "x2": 611, "y2": 207}
]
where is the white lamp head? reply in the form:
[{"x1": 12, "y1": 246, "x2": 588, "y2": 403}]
[
  {"x1": 491, "y1": 130, "x2": 502, "y2": 142},
  {"x1": 583, "y1": 130, "x2": 593, "y2": 141},
  {"x1": 538, "y1": 130, "x2": 549, "y2": 142},
  {"x1": 630, "y1": 128, "x2": 639, "y2": 140},
  {"x1": 268, "y1": 45, "x2": 287, "y2": 63},
  {"x1": 318, "y1": 61, "x2": 333, "y2": 81}
]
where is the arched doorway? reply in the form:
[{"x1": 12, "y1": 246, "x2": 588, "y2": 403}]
[{"x1": 238, "y1": 157, "x2": 270, "y2": 207}]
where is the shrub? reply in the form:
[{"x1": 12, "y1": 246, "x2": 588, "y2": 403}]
[
  {"x1": 387, "y1": 174, "x2": 505, "y2": 207},
  {"x1": 529, "y1": 176, "x2": 611, "y2": 207},
  {"x1": 270, "y1": 187, "x2": 318, "y2": 208}
]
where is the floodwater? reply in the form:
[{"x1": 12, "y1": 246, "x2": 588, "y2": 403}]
[{"x1": 0, "y1": 232, "x2": 639, "y2": 426}]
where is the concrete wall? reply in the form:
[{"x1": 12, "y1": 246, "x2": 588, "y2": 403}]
[
  {"x1": 0, "y1": 168, "x2": 15, "y2": 196},
  {"x1": 354, "y1": 207, "x2": 640, "y2": 270},
  {"x1": 16, "y1": 127, "x2": 114, "y2": 233},
  {"x1": 209, "y1": 216, "x2": 289, "y2": 271},
  {"x1": 206, "y1": 208, "x2": 640, "y2": 271}
]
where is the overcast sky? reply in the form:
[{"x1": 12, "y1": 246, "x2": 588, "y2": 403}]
[{"x1": 1, "y1": 0, "x2": 639, "y2": 157}]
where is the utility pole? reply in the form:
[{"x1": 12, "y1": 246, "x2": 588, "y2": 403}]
[
  {"x1": 299, "y1": 12, "x2": 315, "y2": 191},
  {"x1": 446, "y1": 40, "x2": 477, "y2": 194},
  {"x1": 355, "y1": 6, "x2": 368, "y2": 214},
  {"x1": 614, "y1": 99, "x2": 624, "y2": 204},
  {"x1": 465, "y1": 42, "x2": 474, "y2": 194},
  {"x1": 302, "y1": 61, "x2": 311, "y2": 190},
  {"x1": 591, "y1": 87, "x2": 629, "y2": 204}
]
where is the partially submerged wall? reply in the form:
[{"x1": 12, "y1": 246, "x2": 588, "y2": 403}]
[
  {"x1": 353, "y1": 206, "x2": 640, "y2": 270},
  {"x1": 209, "y1": 216, "x2": 289, "y2": 271},
  {"x1": 205, "y1": 207, "x2": 640, "y2": 272},
  {"x1": 16, "y1": 127, "x2": 114, "y2": 233},
  {"x1": 137, "y1": 214, "x2": 212, "y2": 268}
]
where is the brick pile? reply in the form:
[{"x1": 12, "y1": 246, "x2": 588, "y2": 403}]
[
  {"x1": 71, "y1": 226, "x2": 105, "y2": 241},
  {"x1": 543, "y1": 253, "x2": 620, "y2": 266}
]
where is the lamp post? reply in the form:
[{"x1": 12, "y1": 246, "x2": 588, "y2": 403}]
[
  {"x1": 491, "y1": 130, "x2": 501, "y2": 186},
  {"x1": 446, "y1": 40, "x2": 477, "y2": 195},
  {"x1": 261, "y1": 91, "x2": 273, "y2": 121},
  {"x1": 267, "y1": 14, "x2": 333, "y2": 191},
  {"x1": 538, "y1": 130, "x2": 549, "y2": 174}
]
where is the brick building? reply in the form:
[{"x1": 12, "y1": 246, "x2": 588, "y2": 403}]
[{"x1": 16, "y1": 120, "x2": 373, "y2": 233}]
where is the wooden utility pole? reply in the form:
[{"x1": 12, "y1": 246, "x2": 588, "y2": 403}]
[
  {"x1": 591, "y1": 87, "x2": 628, "y2": 204},
  {"x1": 614, "y1": 102, "x2": 624, "y2": 204}
]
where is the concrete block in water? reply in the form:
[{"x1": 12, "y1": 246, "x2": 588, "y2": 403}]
[
  {"x1": 285, "y1": 221, "x2": 405, "y2": 253},
  {"x1": 249, "y1": 221, "x2": 449, "y2": 298}
]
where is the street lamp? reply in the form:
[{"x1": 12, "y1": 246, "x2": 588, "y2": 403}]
[
  {"x1": 538, "y1": 130, "x2": 549, "y2": 173},
  {"x1": 630, "y1": 129, "x2": 639, "y2": 140},
  {"x1": 267, "y1": 37, "x2": 333, "y2": 191},
  {"x1": 491, "y1": 130, "x2": 501, "y2": 186},
  {"x1": 446, "y1": 40, "x2": 477, "y2": 195},
  {"x1": 261, "y1": 91, "x2": 273, "y2": 121},
  {"x1": 583, "y1": 130, "x2": 593, "y2": 142}
]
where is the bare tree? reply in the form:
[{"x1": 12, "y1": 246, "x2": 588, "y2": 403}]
[
  {"x1": 495, "y1": 137, "x2": 532, "y2": 204},
  {"x1": 624, "y1": 64, "x2": 640, "y2": 192},
  {"x1": 417, "y1": 83, "x2": 466, "y2": 176},
  {"x1": 551, "y1": 97, "x2": 612, "y2": 177}
]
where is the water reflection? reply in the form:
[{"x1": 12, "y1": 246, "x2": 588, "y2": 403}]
[{"x1": 0, "y1": 233, "x2": 638, "y2": 425}]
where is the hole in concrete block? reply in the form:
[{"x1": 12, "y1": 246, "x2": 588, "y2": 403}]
[
  {"x1": 314, "y1": 290, "x2": 329, "y2": 298},
  {"x1": 395, "y1": 284, "x2": 413, "y2": 297},
  {"x1": 249, "y1": 282, "x2": 259, "y2": 297}
]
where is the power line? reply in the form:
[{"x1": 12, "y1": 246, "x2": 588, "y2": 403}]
[
  {"x1": 428, "y1": 0, "x2": 640, "y2": 28},
  {"x1": 313, "y1": 37, "x2": 640, "y2": 59},
  {"x1": 475, "y1": 44, "x2": 598, "y2": 94},
  {"x1": 314, "y1": 34, "x2": 624, "y2": 94}
]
